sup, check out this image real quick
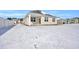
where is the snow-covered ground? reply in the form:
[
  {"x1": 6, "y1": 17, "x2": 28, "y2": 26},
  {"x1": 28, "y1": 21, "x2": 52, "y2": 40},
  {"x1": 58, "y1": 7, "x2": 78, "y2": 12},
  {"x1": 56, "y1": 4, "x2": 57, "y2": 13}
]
[
  {"x1": 0, "y1": 25, "x2": 14, "y2": 35},
  {"x1": 0, "y1": 24, "x2": 79, "y2": 49},
  {"x1": 0, "y1": 17, "x2": 15, "y2": 35}
]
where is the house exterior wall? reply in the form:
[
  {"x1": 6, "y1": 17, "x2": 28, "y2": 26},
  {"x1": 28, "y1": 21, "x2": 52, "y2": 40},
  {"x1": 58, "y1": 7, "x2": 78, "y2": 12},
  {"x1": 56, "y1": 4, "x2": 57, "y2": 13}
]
[
  {"x1": 67, "y1": 19, "x2": 79, "y2": 24},
  {"x1": 75, "y1": 19, "x2": 79, "y2": 23},
  {"x1": 23, "y1": 13, "x2": 43, "y2": 25},
  {"x1": 23, "y1": 12, "x2": 61, "y2": 26},
  {"x1": 56, "y1": 18, "x2": 63, "y2": 24},
  {"x1": 41, "y1": 17, "x2": 57, "y2": 25},
  {"x1": 57, "y1": 20, "x2": 63, "y2": 24},
  {"x1": 63, "y1": 19, "x2": 79, "y2": 24},
  {"x1": 23, "y1": 15, "x2": 33, "y2": 25},
  {"x1": 32, "y1": 17, "x2": 41, "y2": 24}
]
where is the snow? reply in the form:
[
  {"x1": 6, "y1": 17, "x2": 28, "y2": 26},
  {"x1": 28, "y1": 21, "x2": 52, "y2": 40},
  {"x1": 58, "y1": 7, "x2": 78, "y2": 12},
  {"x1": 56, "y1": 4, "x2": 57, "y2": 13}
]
[
  {"x1": 0, "y1": 17, "x2": 15, "y2": 35},
  {"x1": 41, "y1": 11, "x2": 46, "y2": 14},
  {"x1": 0, "y1": 24, "x2": 79, "y2": 49},
  {"x1": 0, "y1": 25, "x2": 14, "y2": 35}
]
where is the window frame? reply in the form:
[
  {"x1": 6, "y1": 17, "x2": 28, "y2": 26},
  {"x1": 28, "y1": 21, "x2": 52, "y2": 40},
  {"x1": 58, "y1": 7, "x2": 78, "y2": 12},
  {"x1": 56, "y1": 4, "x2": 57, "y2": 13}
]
[
  {"x1": 44, "y1": 17, "x2": 48, "y2": 22},
  {"x1": 52, "y1": 18, "x2": 55, "y2": 22},
  {"x1": 31, "y1": 17, "x2": 36, "y2": 22}
]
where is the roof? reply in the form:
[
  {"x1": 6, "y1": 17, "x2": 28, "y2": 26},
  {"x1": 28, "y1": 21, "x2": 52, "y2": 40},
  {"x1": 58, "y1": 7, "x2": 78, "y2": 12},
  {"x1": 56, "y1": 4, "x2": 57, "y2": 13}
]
[
  {"x1": 44, "y1": 14, "x2": 56, "y2": 18},
  {"x1": 30, "y1": 10, "x2": 43, "y2": 14},
  {"x1": 24, "y1": 10, "x2": 57, "y2": 18}
]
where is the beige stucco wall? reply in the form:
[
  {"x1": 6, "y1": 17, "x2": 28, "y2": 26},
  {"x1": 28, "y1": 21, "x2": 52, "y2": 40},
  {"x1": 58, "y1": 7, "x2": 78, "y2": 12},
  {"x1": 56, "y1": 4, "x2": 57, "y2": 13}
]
[
  {"x1": 23, "y1": 15, "x2": 33, "y2": 25},
  {"x1": 23, "y1": 13, "x2": 43, "y2": 25},
  {"x1": 67, "y1": 19, "x2": 79, "y2": 24},
  {"x1": 41, "y1": 16, "x2": 57, "y2": 25},
  {"x1": 23, "y1": 13, "x2": 61, "y2": 25},
  {"x1": 75, "y1": 19, "x2": 79, "y2": 24},
  {"x1": 32, "y1": 17, "x2": 41, "y2": 24}
]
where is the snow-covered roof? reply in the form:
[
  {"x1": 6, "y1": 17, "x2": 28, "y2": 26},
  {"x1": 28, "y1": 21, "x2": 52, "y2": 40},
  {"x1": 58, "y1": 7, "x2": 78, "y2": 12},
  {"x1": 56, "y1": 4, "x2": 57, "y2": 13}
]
[
  {"x1": 30, "y1": 10, "x2": 43, "y2": 14},
  {"x1": 24, "y1": 10, "x2": 58, "y2": 19},
  {"x1": 29, "y1": 10, "x2": 56, "y2": 17},
  {"x1": 41, "y1": 11, "x2": 46, "y2": 14}
]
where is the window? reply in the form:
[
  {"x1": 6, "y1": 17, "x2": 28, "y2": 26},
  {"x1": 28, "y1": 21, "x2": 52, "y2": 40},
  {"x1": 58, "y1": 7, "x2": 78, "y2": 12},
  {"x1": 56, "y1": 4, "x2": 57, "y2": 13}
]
[
  {"x1": 52, "y1": 18, "x2": 55, "y2": 22},
  {"x1": 31, "y1": 17, "x2": 36, "y2": 22},
  {"x1": 44, "y1": 17, "x2": 48, "y2": 22}
]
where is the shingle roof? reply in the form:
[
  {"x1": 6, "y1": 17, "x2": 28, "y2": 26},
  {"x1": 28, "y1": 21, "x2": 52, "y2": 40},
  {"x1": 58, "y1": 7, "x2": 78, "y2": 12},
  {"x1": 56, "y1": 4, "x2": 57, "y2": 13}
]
[
  {"x1": 30, "y1": 10, "x2": 43, "y2": 14},
  {"x1": 44, "y1": 14, "x2": 53, "y2": 17},
  {"x1": 25, "y1": 10, "x2": 57, "y2": 18}
]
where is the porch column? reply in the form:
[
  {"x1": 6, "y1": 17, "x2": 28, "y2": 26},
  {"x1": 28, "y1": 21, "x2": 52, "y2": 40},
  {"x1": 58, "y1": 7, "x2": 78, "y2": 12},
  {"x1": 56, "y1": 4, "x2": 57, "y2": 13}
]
[{"x1": 28, "y1": 15, "x2": 31, "y2": 26}]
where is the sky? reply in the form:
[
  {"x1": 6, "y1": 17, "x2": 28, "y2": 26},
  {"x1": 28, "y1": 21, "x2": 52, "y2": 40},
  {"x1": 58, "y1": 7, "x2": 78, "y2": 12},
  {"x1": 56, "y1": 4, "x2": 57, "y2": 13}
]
[{"x1": 0, "y1": 10, "x2": 79, "y2": 19}]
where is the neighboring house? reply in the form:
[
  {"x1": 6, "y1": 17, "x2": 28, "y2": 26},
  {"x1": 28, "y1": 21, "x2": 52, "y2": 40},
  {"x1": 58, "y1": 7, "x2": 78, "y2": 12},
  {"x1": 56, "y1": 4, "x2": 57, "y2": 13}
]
[
  {"x1": 11, "y1": 18, "x2": 23, "y2": 24},
  {"x1": 69, "y1": 18, "x2": 79, "y2": 24},
  {"x1": 63, "y1": 18, "x2": 79, "y2": 24},
  {"x1": 7, "y1": 18, "x2": 19, "y2": 25},
  {"x1": 0, "y1": 17, "x2": 14, "y2": 27},
  {"x1": 23, "y1": 10, "x2": 62, "y2": 26},
  {"x1": 63, "y1": 19, "x2": 69, "y2": 24},
  {"x1": 55, "y1": 17, "x2": 63, "y2": 24}
]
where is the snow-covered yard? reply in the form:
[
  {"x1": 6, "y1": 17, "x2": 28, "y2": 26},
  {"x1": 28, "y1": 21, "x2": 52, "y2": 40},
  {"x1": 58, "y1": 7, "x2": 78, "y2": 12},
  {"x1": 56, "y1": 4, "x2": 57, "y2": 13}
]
[
  {"x1": 0, "y1": 25, "x2": 14, "y2": 35},
  {"x1": 0, "y1": 24, "x2": 79, "y2": 49}
]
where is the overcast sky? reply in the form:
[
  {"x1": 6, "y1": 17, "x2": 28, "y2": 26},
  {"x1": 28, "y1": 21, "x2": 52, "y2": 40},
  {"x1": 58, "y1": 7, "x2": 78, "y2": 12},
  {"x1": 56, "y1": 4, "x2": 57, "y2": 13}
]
[{"x1": 0, "y1": 10, "x2": 79, "y2": 19}]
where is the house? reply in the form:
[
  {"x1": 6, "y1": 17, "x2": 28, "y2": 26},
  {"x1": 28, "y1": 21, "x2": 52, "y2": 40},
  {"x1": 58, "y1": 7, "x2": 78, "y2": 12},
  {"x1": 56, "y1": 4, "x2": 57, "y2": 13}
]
[
  {"x1": 7, "y1": 18, "x2": 19, "y2": 25},
  {"x1": 23, "y1": 10, "x2": 62, "y2": 26},
  {"x1": 69, "y1": 18, "x2": 79, "y2": 24},
  {"x1": 0, "y1": 17, "x2": 15, "y2": 27},
  {"x1": 55, "y1": 17, "x2": 63, "y2": 24},
  {"x1": 11, "y1": 18, "x2": 23, "y2": 24},
  {"x1": 63, "y1": 17, "x2": 79, "y2": 24}
]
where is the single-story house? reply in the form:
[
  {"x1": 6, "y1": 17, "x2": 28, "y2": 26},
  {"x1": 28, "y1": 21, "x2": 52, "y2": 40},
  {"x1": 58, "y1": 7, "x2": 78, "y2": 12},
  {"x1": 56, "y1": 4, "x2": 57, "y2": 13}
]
[
  {"x1": 69, "y1": 18, "x2": 79, "y2": 24},
  {"x1": 63, "y1": 18, "x2": 79, "y2": 24},
  {"x1": 23, "y1": 10, "x2": 63, "y2": 26},
  {"x1": 0, "y1": 17, "x2": 15, "y2": 27}
]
